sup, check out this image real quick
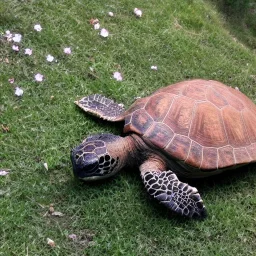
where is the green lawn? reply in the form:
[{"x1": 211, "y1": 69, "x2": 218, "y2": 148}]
[{"x1": 1, "y1": 0, "x2": 256, "y2": 255}]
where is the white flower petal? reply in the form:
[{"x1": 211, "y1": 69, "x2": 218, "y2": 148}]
[
  {"x1": 134, "y1": 8, "x2": 142, "y2": 17},
  {"x1": 68, "y1": 234, "x2": 77, "y2": 240},
  {"x1": 113, "y1": 72, "x2": 123, "y2": 81},
  {"x1": 34, "y1": 24, "x2": 42, "y2": 32},
  {"x1": 94, "y1": 23, "x2": 100, "y2": 30},
  {"x1": 100, "y1": 28, "x2": 109, "y2": 38},
  {"x1": 64, "y1": 47, "x2": 72, "y2": 54},
  {"x1": 0, "y1": 170, "x2": 9, "y2": 176},
  {"x1": 12, "y1": 34, "x2": 22, "y2": 43},
  {"x1": 15, "y1": 87, "x2": 23, "y2": 96},
  {"x1": 151, "y1": 66, "x2": 158, "y2": 70},
  {"x1": 47, "y1": 238, "x2": 55, "y2": 247},
  {"x1": 12, "y1": 45, "x2": 19, "y2": 51},
  {"x1": 43, "y1": 162, "x2": 48, "y2": 170},
  {"x1": 46, "y1": 54, "x2": 54, "y2": 62},
  {"x1": 24, "y1": 48, "x2": 33, "y2": 56},
  {"x1": 108, "y1": 12, "x2": 114, "y2": 17},
  {"x1": 8, "y1": 78, "x2": 15, "y2": 84},
  {"x1": 35, "y1": 73, "x2": 44, "y2": 82},
  {"x1": 5, "y1": 30, "x2": 13, "y2": 41}
]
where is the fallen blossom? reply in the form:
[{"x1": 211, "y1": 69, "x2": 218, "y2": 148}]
[
  {"x1": 5, "y1": 30, "x2": 11, "y2": 36},
  {"x1": 43, "y1": 162, "x2": 48, "y2": 170},
  {"x1": 12, "y1": 34, "x2": 22, "y2": 43},
  {"x1": 0, "y1": 170, "x2": 9, "y2": 176},
  {"x1": 68, "y1": 234, "x2": 77, "y2": 241},
  {"x1": 8, "y1": 78, "x2": 15, "y2": 84},
  {"x1": 64, "y1": 47, "x2": 72, "y2": 55},
  {"x1": 113, "y1": 71, "x2": 123, "y2": 81},
  {"x1": 108, "y1": 12, "x2": 114, "y2": 17},
  {"x1": 90, "y1": 18, "x2": 99, "y2": 25},
  {"x1": 100, "y1": 28, "x2": 109, "y2": 38},
  {"x1": 51, "y1": 211, "x2": 64, "y2": 217},
  {"x1": 24, "y1": 48, "x2": 33, "y2": 55},
  {"x1": 134, "y1": 8, "x2": 142, "y2": 17},
  {"x1": 35, "y1": 73, "x2": 44, "y2": 82},
  {"x1": 47, "y1": 238, "x2": 55, "y2": 248},
  {"x1": 34, "y1": 24, "x2": 42, "y2": 32},
  {"x1": 15, "y1": 87, "x2": 24, "y2": 96},
  {"x1": 46, "y1": 54, "x2": 54, "y2": 62},
  {"x1": 12, "y1": 45, "x2": 19, "y2": 51},
  {"x1": 235, "y1": 87, "x2": 239, "y2": 91},
  {"x1": 5, "y1": 30, "x2": 13, "y2": 41},
  {"x1": 94, "y1": 23, "x2": 100, "y2": 30},
  {"x1": 151, "y1": 65, "x2": 158, "y2": 70}
]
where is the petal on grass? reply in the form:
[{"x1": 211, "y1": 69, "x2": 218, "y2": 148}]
[
  {"x1": 134, "y1": 8, "x2": 142, "y2": 17},
  {"x1": 35, "y1": 73, "x2": 44, "y2": 82},
  {"x1": 46, "y1": 54, "x2": 54, "y2": 62},
  {"x1": 34, "y1": 24, "x2": 42, "y2": 32},
  {"x1": 108, "y1": 12, "x2": 114, "y2": 17},
  {"x1": 0, "y1": 170, "x2": 9, "y2": 176},
  {"x1": 8, "y1": 78, "x2": 15, "y2": 84},
  {"x1": 12, "y1": 34, "x2": 22, "y2": 43},
  {"x1": 64, "y1": 47, "x2": 72, "y2": 54},
  {"x1": 151, "y1": 66, "x2": 158, "y2": 70},
  {"x1": 43, "y1": 162, "x2": 48, "y2": 170},
  {"x1": 68, "y1": 234, "x2": 77, "y2": 240},
  {"x1": 47, "y1": 238, "x2": 55, "y2": 248},
  {"x1": 25, "y1": 48, "x2": 33, "y2": 55},
  {"x1": 113, "y1": 72, "x2": 123, "y2": 81},
  {"x1": 12, "y1": 45, "x2": 19, "y2": 51},
  {"x1": 15, "y1": 87, "x2": 24, "y2": 96},
  {"x1": 94, "y1": 23, "x2": 100, "y2": 30},
  {"x1": 100, "y1": 28, "x2": 109, "y2": 38}
]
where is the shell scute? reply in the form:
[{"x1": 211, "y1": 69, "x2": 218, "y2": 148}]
[
  {"x1": 165, "y1": 135, "x2": 191, "y2": 161},
  {"x1": 242, "y1": 109, "x2": 256, "y2": 143},
  {"x1": 189, "y1": 102, "x2": 228, "y2": 147},
  {"x1": 144, "y1": 122, "x2": 174, "y2": 149},
  {"x1": 246, "y1": 143, "x2": 256, "y2": 160},
  {"x1": 126, "y1": 109, "x2": 153, "y2": 135},
  {"x1": 145, "y1": 93, "x2": 176, "y2": 122},
  {"x1": 200, "y1": 147, "x2": 218, "y2": 169},
  {"x1": 234, "y1": 148, "x2": 251, "y2": 164},
  {"x1": 182, "y1": 80, "x2": 207, "y2": 100},
  {"x1": 218, "y1": 146, "x2": 235, "y2": 169},
  {"x1": 185, "y1": 141, "x2": 202, "y2": 167},
  {"x1": 163, "y1": 96, "x2": 195, "y2": 136},
  {"x1": 222, "y1": 106, "x2": 250, "y2": 147},
  {"x1": 206, "y1": 87, "x2": 228, "y2": 109}
]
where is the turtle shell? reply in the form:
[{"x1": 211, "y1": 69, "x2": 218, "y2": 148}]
[{"x1": 123, "y1": 79, "x2": 256, "y2": 170}]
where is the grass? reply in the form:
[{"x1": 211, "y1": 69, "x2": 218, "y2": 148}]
[{"x1": 1, "y1": 0, "x2": 256, "y2": 255}]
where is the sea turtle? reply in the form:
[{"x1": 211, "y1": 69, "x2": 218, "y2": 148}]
[{"x1": 71, "y1": 79, "x2": 256, "y2": 218}]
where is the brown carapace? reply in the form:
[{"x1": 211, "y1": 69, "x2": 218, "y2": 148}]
[
  {"x1": 124, "y1": 79, "x2": 256, "y2": 170},
  {"x1": 71, "y1": 79, "x2": 256, "y2": 219}
]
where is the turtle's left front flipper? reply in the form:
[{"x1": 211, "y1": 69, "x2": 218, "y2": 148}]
[{"x1": 140, "y1": 167, "x2": 207, "y2": 218}]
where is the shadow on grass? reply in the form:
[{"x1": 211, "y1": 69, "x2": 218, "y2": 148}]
[{"x1": 210, "y1": 0, "x2": 256, "y2": 49}]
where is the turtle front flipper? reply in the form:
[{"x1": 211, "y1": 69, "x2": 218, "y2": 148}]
[
  {"x1": 75, "y1": 94, "x2": 125, "y2": 121},
  {"x1": 140, "y1": 163, "x2": 207, "y2": 218}
]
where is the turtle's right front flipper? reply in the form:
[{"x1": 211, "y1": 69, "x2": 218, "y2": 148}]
[
  {"x1": 140, "y1": 164, "x2": 207, "y2": 218},
  {"x1": 75, "y1": 94, "x2": 125, "y2": 121}
]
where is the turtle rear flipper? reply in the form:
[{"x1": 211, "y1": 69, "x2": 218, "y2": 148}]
[{"x1": 75, "y1": 94, "x2": 125, "y2": 121}]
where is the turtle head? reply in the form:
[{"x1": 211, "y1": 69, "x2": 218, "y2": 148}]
[{"x1": 71, "y1": 134, "x2": 125, "y2": 181}]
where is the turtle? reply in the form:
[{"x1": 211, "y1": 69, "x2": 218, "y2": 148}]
[{"x1": 71, "y1": 79, "x2": 256, "y2": 218}]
